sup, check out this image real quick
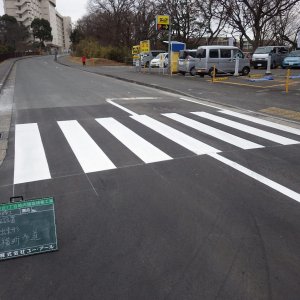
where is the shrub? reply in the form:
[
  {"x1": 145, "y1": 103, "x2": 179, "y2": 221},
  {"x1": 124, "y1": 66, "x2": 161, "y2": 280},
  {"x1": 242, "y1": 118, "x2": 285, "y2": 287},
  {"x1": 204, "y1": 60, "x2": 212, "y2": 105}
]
[{"x1": 73, "y1": 39, "x2": 130, "y2": 63}]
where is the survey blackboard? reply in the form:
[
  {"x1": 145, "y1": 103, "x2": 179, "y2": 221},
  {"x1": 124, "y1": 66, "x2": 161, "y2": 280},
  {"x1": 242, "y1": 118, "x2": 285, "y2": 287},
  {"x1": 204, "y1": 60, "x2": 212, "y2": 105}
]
[{"x1": 0, "y1": 197, "x2": 58, "y2": 261}]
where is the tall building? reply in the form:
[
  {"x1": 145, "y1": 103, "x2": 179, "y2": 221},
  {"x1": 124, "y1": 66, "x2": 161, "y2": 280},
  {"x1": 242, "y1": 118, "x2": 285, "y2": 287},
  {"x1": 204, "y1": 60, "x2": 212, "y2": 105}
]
[{"x1": 4, "y1": 0, "x2": 71, "y2": 51}]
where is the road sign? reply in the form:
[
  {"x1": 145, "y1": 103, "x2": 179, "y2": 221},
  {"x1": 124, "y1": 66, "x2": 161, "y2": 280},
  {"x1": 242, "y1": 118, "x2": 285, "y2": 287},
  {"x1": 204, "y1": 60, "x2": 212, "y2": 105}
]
[
  {"x1": 132, "y1": 45, "x2": 140, "y2": 55},
  {"x1": 0, "y1": 197, "x2": 58, "y2": 261},
  {"x1": 140, "y1": 40, "x2": 150, "y2": 53},
  {"x1": 156, "y1": 15, "x2": 170, "y2": 31}
]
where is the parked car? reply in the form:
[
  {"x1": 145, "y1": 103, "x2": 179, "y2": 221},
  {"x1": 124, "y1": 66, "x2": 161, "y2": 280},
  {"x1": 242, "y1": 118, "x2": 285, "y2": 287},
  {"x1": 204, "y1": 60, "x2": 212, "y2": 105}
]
[
  {"x1": 150, "y1": 53, "x2": 168, "y2": 68},
  {"x1": 252, "y1": 46, "x2": 289, "y2": 69},
  {"x1": 281, "y1": 50, "x2": 300, "y2": 69},
  {"x1": 195, "y1": 45, "x2": 250, "y2": 76},
  {"x1": 177, "y1": 49, "x2": 198, "y2": 76},
  {"x1": 140, "y1": 50, "x2": 165, "y2": 67}
]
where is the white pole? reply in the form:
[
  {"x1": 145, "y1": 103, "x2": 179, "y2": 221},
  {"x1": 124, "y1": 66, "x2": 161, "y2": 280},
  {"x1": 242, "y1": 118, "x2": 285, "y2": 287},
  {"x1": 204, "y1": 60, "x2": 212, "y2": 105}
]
[
  {"x1": 266, "y1": 55, "x2": 272, "y2": 75},
  {"x1": 234, "y1": 57, "x2": 240, "y2": 76}
]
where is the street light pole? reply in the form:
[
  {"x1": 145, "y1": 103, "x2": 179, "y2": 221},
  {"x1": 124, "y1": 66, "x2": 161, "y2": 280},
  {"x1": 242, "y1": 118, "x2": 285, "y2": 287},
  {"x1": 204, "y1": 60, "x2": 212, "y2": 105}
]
[{"x1": 168, "y1": 19, "x2": 172, "y2": 75}]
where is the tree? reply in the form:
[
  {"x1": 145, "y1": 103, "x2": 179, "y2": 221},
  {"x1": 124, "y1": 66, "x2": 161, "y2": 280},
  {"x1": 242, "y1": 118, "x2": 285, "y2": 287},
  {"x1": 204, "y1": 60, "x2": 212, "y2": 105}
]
[
  {"x1": 70, "y1": 28, "x2": 84, "y2": 50},
  {"x1": 31, "y1": 18, "x2": 53, "y2": 46},
  {"x1": 219, "y1": 0, "x2": 300, "y2": 50},
  {"x1": 0, "y1": 14, "x2": 29, "y2": 51}
]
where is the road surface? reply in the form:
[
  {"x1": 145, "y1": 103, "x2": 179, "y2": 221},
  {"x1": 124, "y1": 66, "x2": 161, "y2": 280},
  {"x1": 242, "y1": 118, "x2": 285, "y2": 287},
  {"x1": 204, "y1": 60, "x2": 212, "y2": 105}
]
[{"x1": 0, "y1": 56, "x2": 300, "y2": 300}]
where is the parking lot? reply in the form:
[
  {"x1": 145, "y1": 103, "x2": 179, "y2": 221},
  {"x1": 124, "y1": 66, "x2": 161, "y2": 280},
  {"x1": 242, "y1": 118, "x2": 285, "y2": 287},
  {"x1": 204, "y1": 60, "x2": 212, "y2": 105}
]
[{"x1": 139, "y1": 66, "x2": 300, "y2": 92}]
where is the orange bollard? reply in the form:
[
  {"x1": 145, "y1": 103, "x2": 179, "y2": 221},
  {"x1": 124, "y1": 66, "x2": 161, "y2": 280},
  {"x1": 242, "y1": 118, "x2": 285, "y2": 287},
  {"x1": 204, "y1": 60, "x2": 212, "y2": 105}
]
[{"x1": 285, "y1": 68, "x2": 291, "y2": 93}]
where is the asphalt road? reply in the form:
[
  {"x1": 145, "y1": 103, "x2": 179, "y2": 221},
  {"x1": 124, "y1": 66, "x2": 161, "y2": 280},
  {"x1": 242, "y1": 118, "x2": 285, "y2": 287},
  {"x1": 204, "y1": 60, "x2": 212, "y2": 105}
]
[{"x1": 0, "y1": 56, "x2": 300, "y2": 300}]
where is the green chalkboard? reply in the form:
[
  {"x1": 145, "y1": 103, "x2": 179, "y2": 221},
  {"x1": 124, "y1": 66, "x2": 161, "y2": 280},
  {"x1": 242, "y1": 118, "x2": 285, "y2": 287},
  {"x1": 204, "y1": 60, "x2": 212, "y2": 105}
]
[{"x1": 0, "y1": 197, "x2": 58, "y2": 261}]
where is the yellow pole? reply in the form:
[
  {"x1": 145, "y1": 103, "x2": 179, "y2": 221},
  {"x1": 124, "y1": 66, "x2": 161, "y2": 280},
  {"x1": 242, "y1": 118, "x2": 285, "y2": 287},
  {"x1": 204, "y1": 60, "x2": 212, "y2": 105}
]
[
  {"x1": 212, "y1": 65, "x2": 216, "y2": 83},
  {"x1": 285, "y1": 68, "x2": 291, "y2": 93}
]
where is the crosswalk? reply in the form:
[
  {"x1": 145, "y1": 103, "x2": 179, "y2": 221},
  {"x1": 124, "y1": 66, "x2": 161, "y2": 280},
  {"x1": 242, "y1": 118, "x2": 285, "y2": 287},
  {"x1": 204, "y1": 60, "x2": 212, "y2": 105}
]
[{"x1": 13, "y1": 110, "x2": 300, "y2": 185}]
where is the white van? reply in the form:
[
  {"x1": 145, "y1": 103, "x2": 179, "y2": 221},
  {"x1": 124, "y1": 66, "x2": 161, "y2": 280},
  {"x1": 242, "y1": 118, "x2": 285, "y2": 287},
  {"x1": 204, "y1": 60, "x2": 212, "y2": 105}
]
[
  {"x1": 195, "y1": 46, "x2": 250, "y2": 76},
  {"x1": 252, "y1": 46, "x2": 289, "y2": 69}
]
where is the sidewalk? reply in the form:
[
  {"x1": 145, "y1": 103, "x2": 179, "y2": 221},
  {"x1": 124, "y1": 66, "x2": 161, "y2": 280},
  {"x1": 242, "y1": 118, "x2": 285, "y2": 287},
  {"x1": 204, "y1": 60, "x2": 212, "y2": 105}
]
[
  {"x1": 58, "y1": 55, "x2": 300, "y2": 121},
  {"x1": 0, "y1": 58, "x2": 17, "y2": 93},
  {"x1": 0, "y1": 58, "x2": 17, "y2": 165}
]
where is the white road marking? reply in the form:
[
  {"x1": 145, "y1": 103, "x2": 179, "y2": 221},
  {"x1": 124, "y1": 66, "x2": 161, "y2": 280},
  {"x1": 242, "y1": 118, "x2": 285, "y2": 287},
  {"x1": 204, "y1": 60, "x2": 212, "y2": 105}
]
[
  {"x1": 96, "y1": 117, "x2": 172, "y2": 163},
  {"x1": 106, "y1": 97, "x2": 159, "y2": 117},
  {"x1": 106, "y1": 99, "x2": 138, "y2": 116},
  {"x1": 180, "y1": 97, "x2": 222, "y2": 109},
  {"x1": 14, "y1": 123, "x2": 51, "y2": 184},
  {"x1": 210, "y1": 153, "x2": 300, "y2": 203},
  {"x1": 58, "y1": 120, "x2": 116, "y2": 173},
  {"x1": 131, "y1": 115, "x2": 220, "y2": 155},
  {"x1": 220, "y1": 110, "x2": 300, "y2": 136},
  {"x1": 163, "y1": 113, "x2": 264, "y2": 150},
  {"x1": 192, "y1": 112, "x2": 299, "y2": 145}
]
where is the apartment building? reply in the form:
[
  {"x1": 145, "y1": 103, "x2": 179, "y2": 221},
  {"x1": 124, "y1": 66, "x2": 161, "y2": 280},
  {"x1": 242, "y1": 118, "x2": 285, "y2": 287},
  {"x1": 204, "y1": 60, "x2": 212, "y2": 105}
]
[{"x1": 4, "y1": 0, "x2": 71, "y2": 51}]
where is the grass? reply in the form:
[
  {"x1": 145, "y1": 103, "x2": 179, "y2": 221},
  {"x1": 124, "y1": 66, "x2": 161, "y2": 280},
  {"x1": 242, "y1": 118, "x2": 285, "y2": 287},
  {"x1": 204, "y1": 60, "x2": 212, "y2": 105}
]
[{"x1": 68, "y1": 56, "x2": 125, "y2": 66}]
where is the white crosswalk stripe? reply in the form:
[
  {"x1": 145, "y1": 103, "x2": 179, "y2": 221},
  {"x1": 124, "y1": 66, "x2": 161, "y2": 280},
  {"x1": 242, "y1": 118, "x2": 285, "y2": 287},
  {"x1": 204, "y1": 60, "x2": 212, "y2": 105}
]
[
  {"x1": 192, "y1": 112, "x2": 299, "y2": 145},
  {"x1": 96, "y1": 117, "x2": 172, "y2": 163},
  {"x1": 57, "y1": 120, "x2": 116, "y2": 173},
  {"x1": 131, "y1": 114, "x2": 221, "y2": 155},
  {"x1": 163, "y1": 113, "x2": 264, "y2": 150},
  {"x1": 13, "y1": 111, "x2": 300, "y2": 185},
  {"x1": 14, "y1": 123, "x2": 51, "y2": 184},
  {"x1": 219, "y1": 110, "x2": 300, "y2": 136}
]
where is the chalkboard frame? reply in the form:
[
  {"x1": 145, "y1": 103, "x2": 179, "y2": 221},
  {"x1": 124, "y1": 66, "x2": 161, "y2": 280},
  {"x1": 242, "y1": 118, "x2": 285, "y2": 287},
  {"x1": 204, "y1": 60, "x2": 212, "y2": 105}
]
[{"x1": 0, "y1": 196, "x2": 58, "y2": 261}]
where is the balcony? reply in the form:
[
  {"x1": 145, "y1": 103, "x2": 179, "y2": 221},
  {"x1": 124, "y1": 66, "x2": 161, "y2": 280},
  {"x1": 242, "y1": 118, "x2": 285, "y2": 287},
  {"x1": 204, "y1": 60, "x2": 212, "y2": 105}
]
[
  {"x1": 15, "y1": 0, "x2": 30, "y2": 7},
  {"x1": 15, "y1": 6, "x2": 30, "y2": 15}
]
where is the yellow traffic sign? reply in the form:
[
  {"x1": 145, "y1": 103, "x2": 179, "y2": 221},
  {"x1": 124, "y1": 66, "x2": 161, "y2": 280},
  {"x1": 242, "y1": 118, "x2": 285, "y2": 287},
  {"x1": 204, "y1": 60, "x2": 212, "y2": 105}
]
[
  {"x1": 156, "y1": 15, "x2": 170, "y2": 31},
  {"x1": 140, "y1": 40, "x2": 150, "y2": 53},
  {"x1": 157, "y1": 15, "x2": 170, "y2": 25},
  {"x1": 132, "y1": 45, "x2": 140, "y2": 55}
]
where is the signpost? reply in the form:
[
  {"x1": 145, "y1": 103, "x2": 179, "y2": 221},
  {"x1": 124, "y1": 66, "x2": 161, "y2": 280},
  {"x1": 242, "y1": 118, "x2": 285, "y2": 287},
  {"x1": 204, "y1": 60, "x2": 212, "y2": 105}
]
[
  {"x1": 132, "y1": 45, "x2": 140, "y2": 69},
  {"x1": 0, "y1": 196, "x2": 58, "y2": 261}
]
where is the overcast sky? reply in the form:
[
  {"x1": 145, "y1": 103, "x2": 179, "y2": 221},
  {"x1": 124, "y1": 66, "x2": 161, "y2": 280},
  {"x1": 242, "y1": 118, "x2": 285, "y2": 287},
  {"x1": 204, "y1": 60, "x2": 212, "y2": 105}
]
[{"x1": 0, "y1": 0, "x2": 88, "y2": 23}]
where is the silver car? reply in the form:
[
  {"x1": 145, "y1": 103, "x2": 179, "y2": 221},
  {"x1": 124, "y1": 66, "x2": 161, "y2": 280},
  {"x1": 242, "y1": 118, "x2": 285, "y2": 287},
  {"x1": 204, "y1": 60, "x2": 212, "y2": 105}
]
[
  {"x1": 177, "y1": 49, "x2": 198, "y2": 76},
  {"x1": 195, "y1": 46, "x2": 251, "y2": 76}
]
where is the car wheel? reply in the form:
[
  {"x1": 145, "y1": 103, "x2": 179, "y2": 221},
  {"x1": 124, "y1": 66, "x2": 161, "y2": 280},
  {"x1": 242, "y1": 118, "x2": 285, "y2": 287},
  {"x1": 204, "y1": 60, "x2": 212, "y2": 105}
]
[
  {"x1": 241, "y1": 66, "x2": 250, "y2": 76},
  {"x1": 190, "y1": 67, "x2": 197, "y2": 76}
]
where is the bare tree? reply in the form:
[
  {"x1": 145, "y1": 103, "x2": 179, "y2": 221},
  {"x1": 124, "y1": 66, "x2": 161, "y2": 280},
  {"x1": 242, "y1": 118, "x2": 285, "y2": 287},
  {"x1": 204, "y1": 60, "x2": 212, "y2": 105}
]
[
  {"x1": 220, "y1": 0, "x2": 300, "y2": 50},
  {"x1": 195, "y1": 0, "x2": 229, "y2": 45},
  {"x1": 88, "y1": 0, "x2": 134, "y2": 47}
]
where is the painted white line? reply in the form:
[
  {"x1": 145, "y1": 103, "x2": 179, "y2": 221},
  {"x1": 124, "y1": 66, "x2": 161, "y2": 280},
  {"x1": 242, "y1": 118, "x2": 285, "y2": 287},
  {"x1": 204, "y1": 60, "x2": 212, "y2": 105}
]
[
  {"x1": 96, "y1": 117, "x2": 172, "y2": 163},
  {"x1": 192, "y1": 112, "x2": 299, "y2": 145},
  {"x1": 131, "y1": 115, "x2": 220, "y2": 155},
  {"x1": 220, "y1": 110, "x2": 300, "y2": 136},
  {"x1": 58, "y1": 120, "x2": 116, "y2": 173},
  {"x1": 106, "y1": 99, "x2": 137, "y2": 116},
  {"x1": 163, "y1": 113, "x2": 263, "y2": 150},
  {"x1": 107, "y1": 97, "x2": 159, "y2": 101},
  {"x1": 180, "y1": 97, "x2": 221, "y2": 109},
  {"x1": 14, "y1": 123, "x2": 51, "y2": 184},
  {"x1": 209, "y1": 153, "x2": 300, "y2": 203}
]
